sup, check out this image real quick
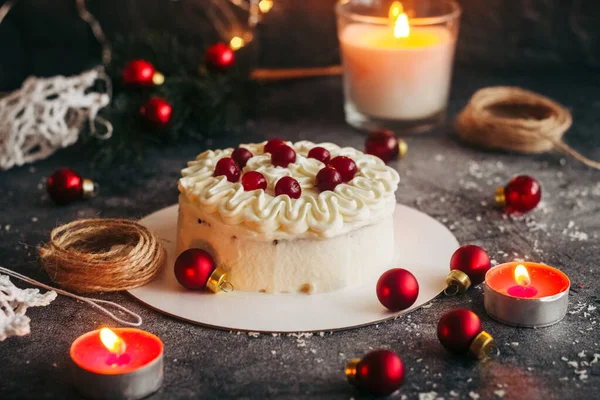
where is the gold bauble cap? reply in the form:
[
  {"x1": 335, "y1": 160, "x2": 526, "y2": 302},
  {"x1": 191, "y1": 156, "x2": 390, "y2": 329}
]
[
  {"x1": 398, "y1": 139, "x2": 408, "y2": 160},
  {"x1": 469, "y1": 330, "x2": 497, "y2": 359},
  {"x1": 444, "y1": 269, "x2": 472, "y2": 295},
  {"x1": 345, "y1": 358, "x2": 361, "y2": 383},
  {"x1": 495, "y1": 186, "x2": 506, "y2": 207},
  {"x1": 81, "y1": 178, "x2": 99, "y2": 199},
  {"x1": 206, "y1": 267, "x2": 233, "y2": 293}
]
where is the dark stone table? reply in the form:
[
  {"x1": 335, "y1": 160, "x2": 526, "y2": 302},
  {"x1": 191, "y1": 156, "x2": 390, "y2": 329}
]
[{"x1": 1, "y1": 67, "x2": 599, "y2": 399}]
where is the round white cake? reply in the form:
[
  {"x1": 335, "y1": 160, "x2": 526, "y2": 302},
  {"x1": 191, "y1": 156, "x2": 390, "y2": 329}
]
[{"x1": 177, "y1": 140, "x2": 400, "y2": 294}]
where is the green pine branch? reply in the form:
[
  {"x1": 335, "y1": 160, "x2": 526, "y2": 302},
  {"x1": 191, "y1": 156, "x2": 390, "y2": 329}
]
[{"x1": 86, "y1": 32, "x2": 254, "y2": 166}]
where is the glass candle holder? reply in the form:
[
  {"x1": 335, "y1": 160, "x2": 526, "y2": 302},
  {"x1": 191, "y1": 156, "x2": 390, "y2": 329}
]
[{"x1": 336, "y1": 0, "x2": 461, "y2": 134}]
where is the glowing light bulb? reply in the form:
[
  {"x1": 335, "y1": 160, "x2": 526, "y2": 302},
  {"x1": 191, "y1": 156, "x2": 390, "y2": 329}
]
[
  {"x1": 230, "y1": 36, "x2": 245, "y2": 51},
  {"x1": 259, "y1": 0, "x2": 273, "y2": 14}
]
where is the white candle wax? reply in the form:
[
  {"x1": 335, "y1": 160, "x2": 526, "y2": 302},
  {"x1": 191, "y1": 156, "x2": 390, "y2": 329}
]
[{"x1": 340, "y1": 23, "x2": 455, "y2": 120}]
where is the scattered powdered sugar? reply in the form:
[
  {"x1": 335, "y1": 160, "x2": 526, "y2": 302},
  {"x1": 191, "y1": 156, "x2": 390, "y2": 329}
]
[
  {"x1": 560, "y1": 352, "x2": 600, "y2": 381},
  {"x1": 469, "y1": 391, "x2": 480, "y2": 399},
  {"x1": 569, "y1": 301, "x2": 588, "y2": 315},
  {"x1": 247, "y1": 332, "x2": 260, "y2": 338},
  {"x1": 494, "y1": 389, "x2": 506, "y2": 398},
  {"x1": 418, "y1": 392, "x2": 438, "y2": 400},
  {"x1": 287, "y1": 332, "x2": 313, "y2": 347},
  {"x1": 561, "y1": 221, "x2": 589, "y2": 241},
  {"x1": 459, "y1": 180, "x2": 480, "y2": 191},
  {"x1": 575, "y1": 370, "x2": 588, "y2": 380}
]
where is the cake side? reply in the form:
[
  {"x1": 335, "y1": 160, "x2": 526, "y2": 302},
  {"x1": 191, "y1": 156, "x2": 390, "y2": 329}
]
[
  {"x1": 177, "y1": 194, "x2": 396, "y2": 293},
  {"x1": 178, "y1": 141, "x2": 400, "y2": 240}
]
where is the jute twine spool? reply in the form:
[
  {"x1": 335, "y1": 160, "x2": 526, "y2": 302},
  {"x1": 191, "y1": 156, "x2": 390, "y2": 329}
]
[
  {"x1": 39, "y1": 218, "x2": 165, "y2": 293},
  {"x1": 456, "y1": 86, "x2": 600, "y2": 170}
]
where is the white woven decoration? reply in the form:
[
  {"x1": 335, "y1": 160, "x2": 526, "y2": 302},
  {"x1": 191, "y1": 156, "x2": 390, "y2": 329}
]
[
  {"x1": 0, "y1": 274, "x2": 57, "y2": 341},
  {"x1": 0, "y1": 68, "x2": 111, "y2": 170}
]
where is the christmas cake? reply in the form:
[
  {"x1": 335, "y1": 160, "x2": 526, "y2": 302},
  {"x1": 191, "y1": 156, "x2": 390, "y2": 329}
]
[{"x1": 177, "y1": 140, "x2": 400, "y2": 294}]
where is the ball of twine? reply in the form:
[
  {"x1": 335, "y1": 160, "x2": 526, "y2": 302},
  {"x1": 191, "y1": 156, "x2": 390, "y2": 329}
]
[
  {"x1": 456, "y1": 86, "x2": 600, "y2": 170},
  {"x1": 39, "y1": 218, "x2": 166, "y2": 293}
]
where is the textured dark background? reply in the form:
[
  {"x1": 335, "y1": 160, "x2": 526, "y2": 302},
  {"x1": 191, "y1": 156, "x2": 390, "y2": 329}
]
[
  {"x1": 1, "y1": 0, "x2": 600, "y2": 399},
  {"x1": 0, "y1": 68, "x2": 599, "y2": 399},
  {"x1": 2, "y1": 0, "x2": 600, "y2": 90}
]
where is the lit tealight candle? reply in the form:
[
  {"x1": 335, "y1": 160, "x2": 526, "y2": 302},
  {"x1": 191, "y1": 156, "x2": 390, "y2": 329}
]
[
  {"x1": 506, "y1": 264, "x2": 538, "y2": 298},
  {"x1": 70, "y1": 328, "x2": 164, "y2": 400},
  {"x1": 484, "y1": 262, "x2": 570, "y2": 328}
]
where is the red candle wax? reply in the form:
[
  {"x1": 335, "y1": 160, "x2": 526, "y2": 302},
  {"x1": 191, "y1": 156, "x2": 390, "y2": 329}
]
[
  {"x1": 486, "y1": 262, "x2": 569, "y2": 299},
  {"x1": 507, "y1": 285, "x2": 538, "y2": 298},
  {"x1": 70, "y1": 328, "x2": 163, "y2": 375}
]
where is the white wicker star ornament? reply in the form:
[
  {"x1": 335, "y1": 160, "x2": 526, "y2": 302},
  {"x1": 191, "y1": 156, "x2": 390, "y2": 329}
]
[
  {"x1": 0, "y1": 68, "x2": 112, "y2": 170},
  {"x1": 0, "y1": 275, "x2": 57, "y2": 341}
]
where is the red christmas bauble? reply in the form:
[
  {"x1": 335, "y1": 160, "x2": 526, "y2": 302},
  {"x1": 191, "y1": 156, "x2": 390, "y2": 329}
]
[
  {"x1": 504, "y1": 175, "x2": 542, "y2": 213},
  {"x1": 205, "y1": 43, "x2": 235, "y2": 72},
  {"x1": 376, "y1": 268, "x2": 419, "y2": 311},
  {"x1": 316, "y1": 166, "x2": 342, "y2": 192},
  {"x1": 271, "y1": 144, "x2": 296, "y2": 168},
  {"x1": 437, "y1": 309, "x2": 482, "y2": 354},
  {"x1": 365, "y1": 130, "x2": 399, "y2": 163},
  {"x1": 232, "y1": 147, "x2": 253, "y2": 168},
  {"x1": 123, "y1": 59, "x2": 163, "y2": 86},
  {"x1": 449, "y1": 245, "x2": 491, "y2": 286},
  {"x1": 264, "y1": 138, "x2": 286, "y2": 154},
  {"x1": 174, "y1": 248, "x2": 216, "y2": 290},
  {"x1": 329, "y1": 156, "x2": 357, "y2": 182},
  {"x1": 214, "y1": 158, "x2": 241, "y2": 182},
  {"x1": 140, "y1": 96, "x2": 172, "y2": 127},
  {"x1": 47, "y1": 168, "x2": 83, "y2": 205},
  {"x1": 275, "y1": 176, "x2": 301, "y2": 199},
  {"x1": 242, "y1": 171, "x2": 267, "y2": 191},
  {"x1": 350, "y1": 350, "x2": 405, "y2": 397},
  {"x1": 307, "y1": 146, "x2": 331, "y2": 164}
]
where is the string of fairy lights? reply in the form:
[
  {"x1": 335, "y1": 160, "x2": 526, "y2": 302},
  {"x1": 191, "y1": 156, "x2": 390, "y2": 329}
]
[{"x1": 213, "y1": 0, "x2": 275, "y2": 51}]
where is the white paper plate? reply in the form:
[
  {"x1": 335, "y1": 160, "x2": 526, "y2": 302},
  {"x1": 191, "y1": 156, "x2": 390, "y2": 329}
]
[{"x1": 129, "y1": 204, "x2": 458, "y2": 333}]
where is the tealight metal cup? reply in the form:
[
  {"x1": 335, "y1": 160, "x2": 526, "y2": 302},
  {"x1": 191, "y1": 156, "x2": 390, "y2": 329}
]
[
  {"x1": 483, "y1": 263, "x2": 570, "y2": 328},
  {"x1": 72, "y1": 354, "x2": 163, "y2": 400}
]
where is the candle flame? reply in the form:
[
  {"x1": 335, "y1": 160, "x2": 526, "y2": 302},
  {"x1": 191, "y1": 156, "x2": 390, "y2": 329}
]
[
  {"x1": 389, "y1": 2, "x2": 410, "y2": 38},
  {"x1": 100, "y1": 328, "x2": 126, "y2": 355},
  {"x1": 514, "y1": 264, "x2": 531, "y2": 287}
]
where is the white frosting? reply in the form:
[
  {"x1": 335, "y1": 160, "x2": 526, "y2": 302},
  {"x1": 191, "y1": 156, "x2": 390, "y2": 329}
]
[{"x1": 178, "y1": 141, "x2": 400, "y2": 240}]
